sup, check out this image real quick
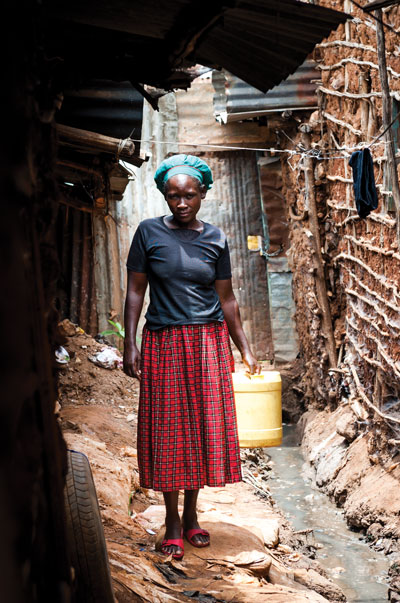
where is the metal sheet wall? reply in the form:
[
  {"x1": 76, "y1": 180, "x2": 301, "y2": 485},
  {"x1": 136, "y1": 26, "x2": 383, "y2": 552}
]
[
  {"x1": 198, "y1": 151, "x2": 273, "y2": 360},
  {"x1": 176, "y1": 75, "x2": 273, "y2": 147},
  {"x1": 258, "y1": 158, "x2": 299, "y2": 363}
]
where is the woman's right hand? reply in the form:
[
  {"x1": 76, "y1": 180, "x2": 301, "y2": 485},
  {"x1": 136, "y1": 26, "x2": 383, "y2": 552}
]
[{"x1": 123, "y1": 345, "x2": 141, "y2": 380}]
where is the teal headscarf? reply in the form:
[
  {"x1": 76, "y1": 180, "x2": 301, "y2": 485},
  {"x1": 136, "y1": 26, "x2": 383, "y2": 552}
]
[{"x1": 154, "y1": 154, "x2": 213, "y2": 192}]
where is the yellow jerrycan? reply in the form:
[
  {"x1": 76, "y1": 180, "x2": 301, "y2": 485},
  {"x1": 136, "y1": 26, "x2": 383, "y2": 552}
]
[{"x1": 232, "y1": 372, "x2": 282, "y2": 448}]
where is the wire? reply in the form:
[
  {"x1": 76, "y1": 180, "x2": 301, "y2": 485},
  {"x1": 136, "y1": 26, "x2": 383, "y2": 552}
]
[{"x1": 130, "y1": 137, "x2": 389, "y2": 161}]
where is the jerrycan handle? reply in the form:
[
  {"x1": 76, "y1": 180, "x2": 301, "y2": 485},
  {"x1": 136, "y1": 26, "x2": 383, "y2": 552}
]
[{"x1": 244, "y1": 372, "x2": 264, "y2": 381}]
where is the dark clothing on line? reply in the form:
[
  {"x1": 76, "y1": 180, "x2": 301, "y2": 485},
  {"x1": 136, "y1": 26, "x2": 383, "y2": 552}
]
[
  {"x1": 126, "y1": 216, "x2": 231, "y2": 330},
  {"x1": 349, "y1": 148, "x2": 378, "y2": 218}
]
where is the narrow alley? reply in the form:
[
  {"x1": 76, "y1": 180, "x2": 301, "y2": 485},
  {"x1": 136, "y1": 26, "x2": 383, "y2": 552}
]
[{"x1": 3, "y1": 2, "x2": 400, "y2": 603}]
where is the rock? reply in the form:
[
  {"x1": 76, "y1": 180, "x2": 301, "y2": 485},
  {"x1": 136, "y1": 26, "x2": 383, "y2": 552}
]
[
  {"x1": 259, "y1": 517, "x2": 280, "y2": 547},
  {"x1": 269, "y1": 562, "x2": 337, "y2": 601},
  {"x1": 294, "y1": 567, "x2": 346, "y2": 601},
  {"x1": 331, "y1": 566, "x2": 346, "y2": 575},
  {"x1": 120, "y1": 446, "x2": 137, "y2": 457},
  {"x1": 209, "y1": 491, "x2": 235, "y2": 504},
  {"x1": 126, "y1": 414, "x2": 135, "y2": 422},
  {"x1": 336, "y1": 410, "x2": 358, "y2": 443},
  {"x1": 167, "y1": 519, "x2": 272, "y2": 578},
  {"x1": 314, "y1": 438, "x2": 347, "y2": 487},
  {"x1": 58, "y1": 318, "x2": 77, "y2": 337},
  {"x1": 138, "y1": 504, "x2": 177, "y2": 531},
  {"x1": 367, "y1": 522, "x2": 383, "y2": 542}
]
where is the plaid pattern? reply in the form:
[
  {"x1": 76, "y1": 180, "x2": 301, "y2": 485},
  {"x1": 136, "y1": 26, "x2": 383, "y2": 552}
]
[{"x1": 138, "y1": 321, "x2": 242, "y2": 492}]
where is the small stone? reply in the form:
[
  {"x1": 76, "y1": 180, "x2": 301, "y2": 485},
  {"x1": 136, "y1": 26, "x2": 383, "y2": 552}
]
[
  {"x1": 121, "y1": 446, "x2": 137, "y2": 457},
  {"x1": 126, "y1": 414, "x2": 136, "y2": 422},
  {"x1": 58, "y1": 319, "x2": 77, "y2": 337},
  {"x1": 336, "y1": 410, "x2": 358, "y2": 442}
]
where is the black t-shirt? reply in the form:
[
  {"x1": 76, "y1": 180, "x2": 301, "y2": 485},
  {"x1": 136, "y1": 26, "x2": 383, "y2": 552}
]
[{"x1": 126, "y1": 216, "x2": 232, "y2": 330}]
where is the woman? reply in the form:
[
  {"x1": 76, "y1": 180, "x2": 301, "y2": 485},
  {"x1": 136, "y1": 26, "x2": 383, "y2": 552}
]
[{"x1": 123, "y1": 154, "x2": 259, "y2": 560}]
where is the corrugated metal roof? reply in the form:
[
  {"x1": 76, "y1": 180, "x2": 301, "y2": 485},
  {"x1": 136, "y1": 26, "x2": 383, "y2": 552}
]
[
  {"x1": 44, "y1": 1, "x2": 347, "y2": 96},
  {"x1": 57, "y1": 80, "x2": 143, "y2": 142},
  {"x1": 193, "y1": 0, "x2": 347, "y2": 93},
  {"x1": 213, "y1": 60, "x2": 319, "y2": 123}
]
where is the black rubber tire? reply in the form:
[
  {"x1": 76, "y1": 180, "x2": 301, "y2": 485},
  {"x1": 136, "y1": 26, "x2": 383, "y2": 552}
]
[{"x1": 64, "y1": 450, "x2": 115, "y2": 603}]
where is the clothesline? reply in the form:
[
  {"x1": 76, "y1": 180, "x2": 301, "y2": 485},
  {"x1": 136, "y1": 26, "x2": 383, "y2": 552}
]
[{"x1": 131, "y1": 137, "x2": 390, "y2": 161}]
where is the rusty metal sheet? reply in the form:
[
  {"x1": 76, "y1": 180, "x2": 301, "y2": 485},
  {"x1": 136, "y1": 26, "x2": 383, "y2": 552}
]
[
  {"x1": 197, "y1": 151, "x2": 274, "y2": 361},
  {"x1": 213, "y1": 60, "x2": 319, "y2": 123},
  {"x1": 176, "y1": 75, "x2": 272, "y2": 147}
]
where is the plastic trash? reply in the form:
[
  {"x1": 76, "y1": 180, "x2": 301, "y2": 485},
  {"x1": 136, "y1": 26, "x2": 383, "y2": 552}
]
[
  {"x1": 88, "y1": 347, "x2": 122, "y2": 370},
  {"x1": 55, "y1": 346, "x2": 70, "y2": 365}
]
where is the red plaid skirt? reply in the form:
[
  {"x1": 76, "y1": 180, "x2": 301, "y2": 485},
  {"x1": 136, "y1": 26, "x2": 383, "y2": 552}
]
[{"x1": 137, "y1": 321, "x2": 242, "y2": 492}]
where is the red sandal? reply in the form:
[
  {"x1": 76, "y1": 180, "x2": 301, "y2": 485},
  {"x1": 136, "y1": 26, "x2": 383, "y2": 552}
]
[
  {"x1": 160, "y1": 530, "x2": 184, "y2": 560},
  {"x1": 184, "y1": 528, "x2": 210, "y2": 548}
]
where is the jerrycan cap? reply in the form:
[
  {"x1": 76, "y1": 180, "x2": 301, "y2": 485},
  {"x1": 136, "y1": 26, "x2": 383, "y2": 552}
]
[{"x1": 232, "y1": 371, "x2": 281, "y2": 392}]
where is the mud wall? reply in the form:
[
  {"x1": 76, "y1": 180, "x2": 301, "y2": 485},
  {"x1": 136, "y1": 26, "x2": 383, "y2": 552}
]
[{"x1": 283, "y1": 2, "x2": 400, "y2": 439}]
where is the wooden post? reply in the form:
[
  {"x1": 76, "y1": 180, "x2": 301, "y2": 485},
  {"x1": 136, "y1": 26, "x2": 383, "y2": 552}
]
[
  {"x1": 300, "y1": 124, "x2": 337, "y2": 368},
  {"x1": 375, "y1": 8, "x2": 400, "y2": 233},
  {"x1": 56, "y1": 124, "x2": 136, "y2": 159}
]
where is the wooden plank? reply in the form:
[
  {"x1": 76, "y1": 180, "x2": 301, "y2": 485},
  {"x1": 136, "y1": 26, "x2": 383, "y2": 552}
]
[{"x1": 56, "y1": 123, "x2": 135, "y2": 158}]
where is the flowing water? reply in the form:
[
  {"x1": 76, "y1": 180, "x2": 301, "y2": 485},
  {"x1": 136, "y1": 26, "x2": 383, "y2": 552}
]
[{"x1": 266, "y1": 425, "x2": 389, "y2": 602}]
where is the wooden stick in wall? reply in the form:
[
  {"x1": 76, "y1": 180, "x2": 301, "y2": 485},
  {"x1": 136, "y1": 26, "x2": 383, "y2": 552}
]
[
  {"x1": 375, "y1": 8, "x2": 400, "y2": 234},
  {"x1": 300, "y1": 124, "x2": 337, "y2": 368}
]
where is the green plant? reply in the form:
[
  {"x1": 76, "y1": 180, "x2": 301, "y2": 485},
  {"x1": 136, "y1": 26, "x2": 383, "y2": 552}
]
[{"x1": 100, "y1": 319, "x2": 125, "y2": 339}]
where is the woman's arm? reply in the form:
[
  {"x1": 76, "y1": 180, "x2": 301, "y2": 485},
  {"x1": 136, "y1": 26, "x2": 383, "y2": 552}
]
[
  {"x1": 123, "y1": 271, "x2": 148, "y2": 379},
  {"x1": 215, "y1": 279, "x2": 260, "y2": 374}
]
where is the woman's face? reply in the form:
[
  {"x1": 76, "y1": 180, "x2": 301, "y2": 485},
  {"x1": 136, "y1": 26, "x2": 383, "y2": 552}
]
[{"x1": 164, "y1": 174, "x2": 206, "y2": 226}]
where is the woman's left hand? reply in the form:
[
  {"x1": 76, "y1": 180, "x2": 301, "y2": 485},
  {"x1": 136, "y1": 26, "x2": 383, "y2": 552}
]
[{"x1": 242, "y1": 350, "x2": 261, "y2": 375}]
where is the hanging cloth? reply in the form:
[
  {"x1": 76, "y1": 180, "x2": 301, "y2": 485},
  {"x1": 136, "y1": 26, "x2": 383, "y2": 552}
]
[{"x1": 348, "y1": 148, "x2": 378, "y2": 218}]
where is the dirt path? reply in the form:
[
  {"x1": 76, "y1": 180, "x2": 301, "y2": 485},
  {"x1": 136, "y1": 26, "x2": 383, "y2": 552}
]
[{"x1": 57, "y1": 324, "x2": 344, "y2": 602}]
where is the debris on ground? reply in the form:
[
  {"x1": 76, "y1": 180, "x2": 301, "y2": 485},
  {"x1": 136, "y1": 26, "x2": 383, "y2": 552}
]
[
  {"x1": 88, "y1": 346, "x2": 123, "y2": 370},
  {"x1": 55, "y1": 345, "x2": 70, "y2": 365},
  {"x1": 57, "y1": 321, "x2": 345, "y2": 602}
]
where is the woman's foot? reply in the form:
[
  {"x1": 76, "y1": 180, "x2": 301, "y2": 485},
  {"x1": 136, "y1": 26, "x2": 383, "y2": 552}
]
[
  {"x1": 182, "y1": 489, "x2": 210, "y2": 547},
  {"x1": 161, "y1": 517, "x2": 184, "y2": 558},
  {"x1": 162, "y1": 491, "x2": 184, "y2": 558},
  {"x1": 182, "y1": 512, "x2": 210, "y2": 547}
]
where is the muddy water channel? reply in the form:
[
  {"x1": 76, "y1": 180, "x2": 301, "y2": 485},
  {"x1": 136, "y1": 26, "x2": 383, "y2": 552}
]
[{"x1": 266, "y1": 426, "x2": 389, "y2": 602}]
